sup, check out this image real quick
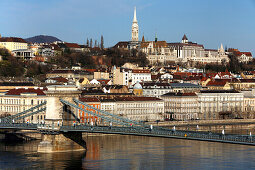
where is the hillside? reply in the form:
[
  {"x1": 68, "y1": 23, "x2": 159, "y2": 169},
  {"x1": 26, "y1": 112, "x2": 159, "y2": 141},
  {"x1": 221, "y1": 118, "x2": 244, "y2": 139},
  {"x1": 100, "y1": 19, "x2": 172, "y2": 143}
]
[{"x1": 25, "y1": 35, "x2": 61, "y2": 43}]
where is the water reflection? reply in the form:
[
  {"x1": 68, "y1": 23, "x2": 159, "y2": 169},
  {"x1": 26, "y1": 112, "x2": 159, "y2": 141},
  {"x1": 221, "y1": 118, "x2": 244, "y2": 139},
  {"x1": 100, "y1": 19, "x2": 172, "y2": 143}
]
[{"x1": 1, "y1": 134, "x2": 255, "y2": 169}]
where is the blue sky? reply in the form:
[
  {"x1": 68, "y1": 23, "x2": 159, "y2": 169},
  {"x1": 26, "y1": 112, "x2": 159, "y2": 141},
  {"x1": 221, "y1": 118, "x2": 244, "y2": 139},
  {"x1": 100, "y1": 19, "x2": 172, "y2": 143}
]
[{"x1": 1, "y1": 0, "x2": 255, "y2": 54}]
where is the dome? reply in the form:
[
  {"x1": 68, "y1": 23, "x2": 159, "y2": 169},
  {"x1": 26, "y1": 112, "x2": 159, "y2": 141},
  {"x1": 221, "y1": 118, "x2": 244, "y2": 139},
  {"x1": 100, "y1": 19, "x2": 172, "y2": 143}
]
[{"x1": 133, "y1": 82, "x2": 142, "y2": 89}]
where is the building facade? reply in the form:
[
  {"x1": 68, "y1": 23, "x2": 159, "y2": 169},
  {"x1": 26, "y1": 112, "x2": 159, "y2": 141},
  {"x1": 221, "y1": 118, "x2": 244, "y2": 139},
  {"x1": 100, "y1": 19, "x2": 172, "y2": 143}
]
[
  {"x1": 161, "y1": 92, "x2": 198, "y2": 120},
  {"x1": 0, "y1": 88, "x2": 47, "y2": 123},
  {"x1": 197, "y1": 90, "x2": 244, "y2": 120}
]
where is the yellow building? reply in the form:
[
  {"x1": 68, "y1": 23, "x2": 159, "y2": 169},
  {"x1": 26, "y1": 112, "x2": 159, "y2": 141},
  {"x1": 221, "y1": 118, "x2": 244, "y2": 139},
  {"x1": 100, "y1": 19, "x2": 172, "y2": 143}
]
[
  {"x1": 0, "y1": 37, "x2": 28, "y2": 52},
  {"x1": 230, "y1": 79, "x2": 255, "y2": 91}
]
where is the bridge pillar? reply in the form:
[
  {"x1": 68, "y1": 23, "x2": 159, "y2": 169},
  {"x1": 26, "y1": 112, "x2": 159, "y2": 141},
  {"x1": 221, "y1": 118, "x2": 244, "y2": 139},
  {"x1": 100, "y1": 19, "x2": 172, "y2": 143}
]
[
  {"x1": 38, "y1": 132, "x2": 86, "y2": 153},
  {"x1": 44, "y1": 85, "x2": 82, "y2": 127}
]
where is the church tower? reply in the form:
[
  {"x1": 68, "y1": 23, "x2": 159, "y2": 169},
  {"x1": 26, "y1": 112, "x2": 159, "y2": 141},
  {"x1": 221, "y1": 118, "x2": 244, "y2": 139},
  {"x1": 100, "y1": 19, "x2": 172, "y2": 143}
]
[{"x1": 131, "y1": 7, "x2": 139, "y2": 42}]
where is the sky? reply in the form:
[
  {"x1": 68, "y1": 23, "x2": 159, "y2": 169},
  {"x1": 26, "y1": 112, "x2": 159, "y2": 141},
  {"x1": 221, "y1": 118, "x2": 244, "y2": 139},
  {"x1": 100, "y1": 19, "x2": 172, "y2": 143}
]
[{"x1": 1, "y1": 0, "x2": 255, "y2": 54}]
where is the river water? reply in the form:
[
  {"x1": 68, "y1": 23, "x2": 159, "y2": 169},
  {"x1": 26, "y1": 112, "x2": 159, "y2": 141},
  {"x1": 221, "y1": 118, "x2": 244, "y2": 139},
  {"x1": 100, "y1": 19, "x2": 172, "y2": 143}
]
[{"x1": 1, "y1": 134, "x2": 255, "y2": 170}]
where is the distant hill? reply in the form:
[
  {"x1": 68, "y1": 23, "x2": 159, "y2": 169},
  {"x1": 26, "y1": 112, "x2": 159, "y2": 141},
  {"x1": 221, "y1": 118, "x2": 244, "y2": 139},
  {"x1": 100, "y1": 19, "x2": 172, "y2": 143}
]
[{"x1": 25, "y1": 35, "x2": 61, "y2": 43}]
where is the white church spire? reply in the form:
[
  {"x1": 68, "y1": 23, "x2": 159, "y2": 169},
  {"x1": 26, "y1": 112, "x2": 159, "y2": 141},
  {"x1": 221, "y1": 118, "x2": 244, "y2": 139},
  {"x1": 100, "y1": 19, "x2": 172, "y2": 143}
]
[
  {"x1": 133, "y1": 6, "x2": 137, "y2": 22},
  {"x1": 131, "y1": 6, "x2": 139, "y2": 42}
]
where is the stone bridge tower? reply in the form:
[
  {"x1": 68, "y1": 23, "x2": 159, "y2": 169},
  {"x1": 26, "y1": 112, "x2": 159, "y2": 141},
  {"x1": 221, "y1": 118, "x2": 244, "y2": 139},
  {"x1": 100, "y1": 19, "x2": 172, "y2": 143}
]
[
  {"x1": 44, "y1": 85, "x2": 82, "y2": 126},
  {"x1": 38, "y1": 85, "x2": 85, "y2": 153}
]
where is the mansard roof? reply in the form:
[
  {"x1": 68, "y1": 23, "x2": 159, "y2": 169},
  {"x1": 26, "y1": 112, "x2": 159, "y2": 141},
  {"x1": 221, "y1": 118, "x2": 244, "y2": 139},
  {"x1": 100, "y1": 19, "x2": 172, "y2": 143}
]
[
  {"x1": 168, "y1": 42, "x2": 204, "y2": 48},
  {"x1": 200, "y1": 89, "x2": 240, "y2": 93},
  {"x1": 0, "y1": 82, "x2": 35, "y2": 86},
  {"x1": 162, "y1": 92, "x2": 197, "y2": 97},
  {"x1": 5, "y1": 88, "x2": 46, "y2": 96},
  {"x1": 170, "y1": 83, "x2": 201, "y2": 88},
  {"x1": 132, "y1": 69, "x2": 150, "y2": 73},
  {"x1": 79, "y1": 97, "x2": 101, "y2": 102}
]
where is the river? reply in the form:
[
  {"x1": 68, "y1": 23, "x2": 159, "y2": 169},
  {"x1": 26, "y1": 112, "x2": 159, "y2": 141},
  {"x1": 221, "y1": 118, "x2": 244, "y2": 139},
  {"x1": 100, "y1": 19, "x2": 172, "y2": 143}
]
[{"x1": 0, "y1": 134, "x2": 255, "y2": 169}]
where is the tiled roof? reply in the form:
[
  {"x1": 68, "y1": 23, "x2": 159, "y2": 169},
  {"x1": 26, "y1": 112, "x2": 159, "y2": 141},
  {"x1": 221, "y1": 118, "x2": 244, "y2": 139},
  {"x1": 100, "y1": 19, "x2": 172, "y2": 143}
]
[
  {"x1": 98, "y1": 79, "x2": 110, "y2": 85},
  {"x1": 140, "y1": 41, "x2": 168, "y2": 48},
  {"x1": 65, "y1": 43, "x2": 80, "y2": 48},
  {"x1": 182, "y1": 34, "x2": 188, "y2": 40},
  {"x1": 79, "y1": 97, "x2": 100, "y2": 102},
  {"x1": 168, "y1": 42, "x2": 204, "y2": 48},
  {"x1": 170, "y1": 83, "x2": 201, "y2": 88},
  {"x1": 206, "y1": 79, "x2": 230, "y2": 86},
  {"x1": 200, "y1": 89, "x2": 240, "y2": 93},
  {"x1": 132, "y1": 69, "x2": 150, "y2": 73},
  {"x1": 0, "y1": 37, "x2": 27, "y2": 43},
  {"x1": 115, "y1": 96, "x2": 162, "y2": 102},
  {"x1": 50, "y1": 44, "x2": 61, "y2": 51},
  {"x1": 0, "y1": 82, "x2": 35, "y2": 86},
  {"x1": 163, "y1": 92, "x2": 197, "y2": 97},
  {"x1": 235, "y1": 51, "x2": 252, "y2": 57},
  {"x1": 113, "y1": 41, "x2": 129, "y2": 48},
  {"x1": 5, "y1": 88, "x2": 46, "y2": 96},
  {"x1": 142, "y1": 82, "x2": 171, "y2": 87},
  {"x1": 51, "y1": 77, "x2": 68, "y2": 83},
  {"x1": 239, "y1": 79, "x2": 255, "y2": 83},
  {"x1": 49, "y1": 70, "x2": 74, "y2": 74}
]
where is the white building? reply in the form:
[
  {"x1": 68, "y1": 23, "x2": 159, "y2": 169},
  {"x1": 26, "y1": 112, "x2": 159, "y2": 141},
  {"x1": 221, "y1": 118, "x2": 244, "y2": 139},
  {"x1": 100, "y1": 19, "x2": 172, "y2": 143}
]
[
  {"x1": 139, "y1": 82, "x2": 172, "y2": 98},
  {"x1": 113, "y1": 67, "x2": 151, "y2": 86},
  {"x1": 131, "y1": 69, "x2": 151, "y2": 85},
  {"x1": 0, "y1": 88, "x2": 47, "y2": 123},
  {"x1": 161, "y1": 92, "x2": 198, "y2": 120},
  {"x1": 197, "y1": 90, "x2": 244, "y2": 120},
  {"x1": 0, "y1": 37, "x2": 28, "y2": 52}
]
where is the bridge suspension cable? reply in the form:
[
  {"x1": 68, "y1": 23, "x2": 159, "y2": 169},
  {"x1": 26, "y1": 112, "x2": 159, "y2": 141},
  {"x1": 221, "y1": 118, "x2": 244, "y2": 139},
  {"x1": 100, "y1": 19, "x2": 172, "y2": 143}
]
[
  {"x1": 2, "y1": 101, "x2": 47, "y2": 123},
  {"x1": 60, "y1": 99, "x2": 144, "y2": 129},
  {"x1": 73, "y1": 98, "x2": 148, "y2": 128}
]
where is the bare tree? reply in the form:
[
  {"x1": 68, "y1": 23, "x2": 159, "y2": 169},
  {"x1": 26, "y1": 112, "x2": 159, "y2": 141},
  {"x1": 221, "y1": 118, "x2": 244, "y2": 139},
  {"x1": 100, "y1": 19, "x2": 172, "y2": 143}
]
[{"x1": 100, "y1": 35, "x2": 104, "y2": 49}]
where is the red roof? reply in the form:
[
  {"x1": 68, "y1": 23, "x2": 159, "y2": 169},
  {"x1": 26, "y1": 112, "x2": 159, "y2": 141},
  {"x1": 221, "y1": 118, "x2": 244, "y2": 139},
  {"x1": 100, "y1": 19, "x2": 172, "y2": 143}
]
[
  {"x1": 132, "y1": 69, "x2": 151, "y2": 73},
  {"x1": 0, "y1": 37, "x2": 27, "y2": 43},
  {"x1": 115, "y1": 96, "x2": 162, "y2": 101},
  {"x1": 51, "y1": 77, "x2": 68, "y2": 83},
  {"x1": 235, "y1": 51, "x2": 252, "y2": 57},
  {"x1": 79, "y1": 97, "x2": 100, "y2": 102},
  {"x1": 65, "y1": 43, "x2": 80, "y2": 48},
  {"x1": 98, "y1": 79, "x2": 110, "y2": 85},
  {"x1": 82, "y1": 69, "x2": 97, "y2": 73},
  {"x1": 207, "y1": 79, "x2": 231, "y2": 86},
  {"x1": 239, "y1": 79, "x2": 255, "y2": 83},
  {"x1": 5, "y1": 88, "x2": 46, "y2": 96}
]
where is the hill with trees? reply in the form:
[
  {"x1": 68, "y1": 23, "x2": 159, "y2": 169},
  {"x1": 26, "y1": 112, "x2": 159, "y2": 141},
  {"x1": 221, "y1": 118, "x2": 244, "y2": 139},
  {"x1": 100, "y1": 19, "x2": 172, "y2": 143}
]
[{"x1": 25, "y1": 35, "x2": 61, "y2": 43}]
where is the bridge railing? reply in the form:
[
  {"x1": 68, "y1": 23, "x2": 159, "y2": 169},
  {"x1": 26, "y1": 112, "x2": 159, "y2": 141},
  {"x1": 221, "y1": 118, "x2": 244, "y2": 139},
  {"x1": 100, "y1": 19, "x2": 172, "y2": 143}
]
[
  {"x1": 0, "y1": 122, "x2": 37, "y2": 129},
  {"x1": 59, "y1": 125, "x2": 255, "y2": 144}
]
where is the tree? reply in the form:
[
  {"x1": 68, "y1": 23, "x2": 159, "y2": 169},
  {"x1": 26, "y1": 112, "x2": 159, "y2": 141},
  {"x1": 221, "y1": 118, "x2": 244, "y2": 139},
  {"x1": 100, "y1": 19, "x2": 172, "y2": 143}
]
[
  {"x1": 100, "y1": 35, "x2": 104, "y2": 49},
  {"x1": 86, "y1": 38, "x2": 89, "y2": 47},
  {"x1": 94, "y1": 40, "x2": 97, "y2": 48},
  {"x1": 90, "y1": 38, "x2": 93, "y2": 48}
]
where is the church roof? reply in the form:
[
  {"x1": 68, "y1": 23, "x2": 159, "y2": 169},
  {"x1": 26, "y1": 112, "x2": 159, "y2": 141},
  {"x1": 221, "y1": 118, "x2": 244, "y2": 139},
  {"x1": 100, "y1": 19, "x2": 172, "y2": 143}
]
[
  {"x1": 182, "y1": 34, "x2": 188, "y2": 40},
  {"x1": 113, "y1": 41, "x2": 129, "y2": 49},
  {"x1": 140, "y1": 41, "x2": 168, "y2": 48}
]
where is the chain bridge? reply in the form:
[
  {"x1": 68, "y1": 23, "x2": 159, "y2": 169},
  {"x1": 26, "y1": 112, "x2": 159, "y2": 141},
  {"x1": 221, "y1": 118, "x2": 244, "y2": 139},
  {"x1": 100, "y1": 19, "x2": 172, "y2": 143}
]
[{"x1": 0, "y1": 85, "x2": 255, "y2": 153}]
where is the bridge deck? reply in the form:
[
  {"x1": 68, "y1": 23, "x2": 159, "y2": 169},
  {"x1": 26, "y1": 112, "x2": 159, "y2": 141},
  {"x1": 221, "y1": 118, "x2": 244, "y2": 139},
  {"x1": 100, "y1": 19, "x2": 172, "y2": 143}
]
[{"x1": 0, "y1": 123, "x2": 255, "y2": 146}]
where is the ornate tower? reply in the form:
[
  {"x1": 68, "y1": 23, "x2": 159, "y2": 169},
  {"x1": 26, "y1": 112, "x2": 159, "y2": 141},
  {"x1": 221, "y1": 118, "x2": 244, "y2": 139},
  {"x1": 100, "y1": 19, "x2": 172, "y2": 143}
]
[{"x1": 131, "y1": 7, "x2": 139, "y2": 42}]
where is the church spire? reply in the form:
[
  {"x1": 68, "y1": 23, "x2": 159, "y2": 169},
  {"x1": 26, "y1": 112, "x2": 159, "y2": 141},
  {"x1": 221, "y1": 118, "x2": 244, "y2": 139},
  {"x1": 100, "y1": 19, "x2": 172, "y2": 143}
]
[
  {"x1": 133, "y1": 6, "x2": 137, "y2": 22},
  {"x1": 142, "y1": 34, "x2": 145, "y2": 42},
  {"x1": 131, "y1": 6, "x2": 139, "y2": 42}
]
